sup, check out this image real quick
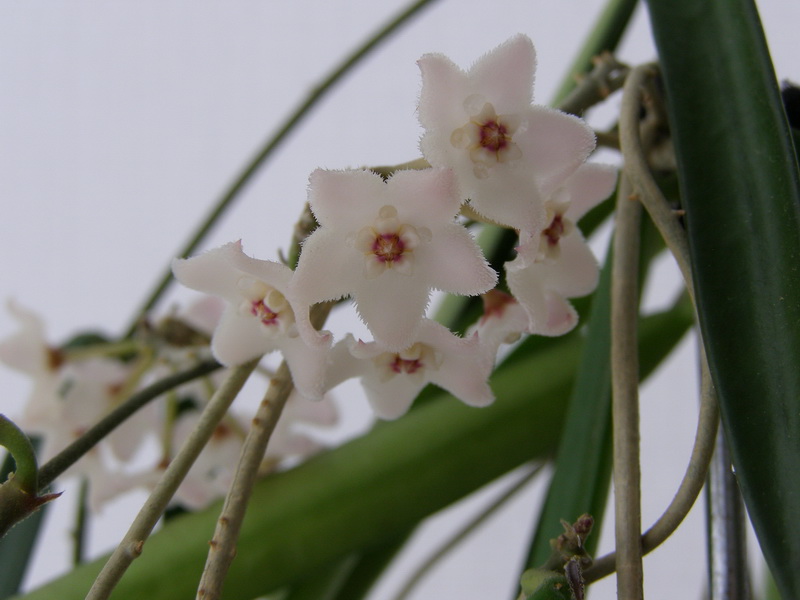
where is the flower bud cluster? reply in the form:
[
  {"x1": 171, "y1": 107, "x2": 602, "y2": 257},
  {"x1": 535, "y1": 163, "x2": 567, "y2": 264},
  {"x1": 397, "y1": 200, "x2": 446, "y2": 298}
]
[{"x1": 173, "y1": 35, "x2": 617, "y2": 419}]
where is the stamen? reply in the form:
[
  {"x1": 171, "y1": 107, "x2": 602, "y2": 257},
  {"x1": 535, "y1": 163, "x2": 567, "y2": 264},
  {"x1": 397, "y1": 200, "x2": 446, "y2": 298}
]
[
  {"x1": 354, "y1": 206, "x2": 420, "y2": 278},
  {"x1": 250, "y1": 299, "x2": 279, "y2": 326},
  {"x1": 450, "y1": 102, "x2": 522, "y2": 178}
]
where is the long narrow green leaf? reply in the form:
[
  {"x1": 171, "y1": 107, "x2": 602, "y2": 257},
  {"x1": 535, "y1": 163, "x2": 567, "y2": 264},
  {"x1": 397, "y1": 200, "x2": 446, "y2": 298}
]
[
  {"x1": 280, "y1": 556, "x2": 359, "y2": 600},
  {"x1": 525, "y1": 249, "x2": 615, "y2": 568},
  {"x1": 329, "y1": 536, "x2": 412, "y2": 600},
  {"x1": 525, "y1": 214, "x2": 671, "y2": 569},
  {"x1": 16, "y1": 302, "x2": 692, "y2": 600},
  {"x1": 646, "y1": 2, "x2": 800, "y2": 598}
]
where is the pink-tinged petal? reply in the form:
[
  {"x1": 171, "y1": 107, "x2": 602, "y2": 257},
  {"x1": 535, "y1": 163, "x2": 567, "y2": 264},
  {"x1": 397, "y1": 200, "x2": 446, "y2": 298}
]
[
  {"x1": 308, "y1": 168, "x2": 388, "y2": 230},
  {"x1": 421, "y1": 224, "x2": 497, "y2": 295},
  {"x1": 210, "y1": 307, "x2": 276, "y2": 366},
  {"x1": 348, "y1": 320, "x2": 495, "y2": 418},
  {"x1": 290, "y1": 227, "x2": 362, "y2": 304},
  {"x1": 420, "y1": 322, "x2": 494, "y2": 408},
  {"x1": 387, "y1": 168, "x2": 462, "y2": 224},
  {"x1": 361, "y1": 374, "x2": 425, "y2": 420},
  {"x1": 323, "y1": 336, "x2": 369, "y2": 391},
  {"x1": 418, "y1": 129, "x2": 463, "y2": 176},
  {"x1": 87, "y1": 462, "x2": 158, "y2": 513},
  {"x1": 278, "y1": 330, "x2": 332, "y2": 401},
  {"x1": 354, "y1": 275, "x2": 431, "y2": 350},
  {"x1": 469, "y1": 290, "x2": 530, "y2": 362},
  {"x1": 506, "y1": 255, "x2": 549, "y2": 333},
  {"x1": 468, "y1": 34, "x2": 536, "y2": 113},
  {"x1": 465, "y1": 169, "x2": 548, "y2": 233},
  {"x1": 539, "y1": 293, "x2": 580, "y2": 336},
  {"x1": 179, "y1": 296, "x2": 225, "y2": 336},
  {"x1": 176, "y1": 241, "x2": 330, "y2": 364},
  {"x1": 0, "y1": 300, "x2": 54, "y2": 376},
  {"x1": 518, "y1": 107, "x2": 596, "y2": 198},
  {"x1": 106, "y1": 401, "x2": 156, "y2": 462},
  {"x1": 264, "y1": 425, "x2": 323, "y2": 461},
  {"x1": 226, "y1": 248, "x2": 293, "y2": 294},
  {"x1": 291, "y1": 298, "x2": 334, "y2": 357},
  {"x1": 171, "y1": 242, "x2": 248, "y2": 301},
  {"x1": 294, "y1": 168, "x2": 495, "y2": 349},
  {"x1": 284, "y1": 389, "x2": 338, "y2": 427},
  {"x1": 235, "y1": 251, "x2": 333, "y2": 345},
  {"x1": 506, "y1": 252, "x2": 588, "y2": 337},
  {"x1": 541, "y1": 232, "x2": 600, "y2": 298},
  {"x1": 417, "y1": 53, "x2": 472, "y2": 132},
  {"x1": 563, "y1": 163, "x2": 618, "y2": 222}
]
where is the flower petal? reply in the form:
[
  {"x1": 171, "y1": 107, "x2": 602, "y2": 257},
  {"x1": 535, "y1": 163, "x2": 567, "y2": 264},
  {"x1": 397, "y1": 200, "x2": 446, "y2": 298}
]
[
  {"x1": 171, "y1": 241, "x2": 248, "y2": 301},
  {"x1": 517, "y1": 107, "x2": 596, "y2": 198},
  {"x1": 468, "y1": 34, "x2": 536, "y2": 112},
  {"x1": 387, "y1": 168, "x2": 462, "y2": 224},
  {"x1": 210, "y1": 307, "x2": 277, "y2": 366},
  {"x1": 417, "y1": 52, "x2": 472, "y2": 133},
  {"x1": 307, "y1": 168, "x2": 388, "y2": 230},
  {"x1": 563, "y1": 163, "x2": 619, "y2": 221},
  {"x1": 421, "y1": 224, "x2": 497, "y2": 295},
  {"x1": 354, "y1": 274, "x2": 431, "y2": 350},
  {"x1": 291, "y1": 228, "x2": 361, "y2": 305}
]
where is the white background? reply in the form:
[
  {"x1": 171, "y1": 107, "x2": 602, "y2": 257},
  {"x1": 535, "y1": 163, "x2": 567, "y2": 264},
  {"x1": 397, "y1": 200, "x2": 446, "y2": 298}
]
[{"x1": 0, "y1": 1, "x2": 797, "y2": 598}]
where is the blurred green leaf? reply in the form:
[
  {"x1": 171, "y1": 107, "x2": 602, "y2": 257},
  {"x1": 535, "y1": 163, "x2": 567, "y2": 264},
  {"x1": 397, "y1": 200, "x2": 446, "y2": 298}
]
[
  {"x1": 647, "y1": 1, "x2": 800, "y2": 598},
  {"x1": 328, "y1": 536, "x2": 411, "y2": 600},
  {"x1": 525, "y1": 207, "x2": 668, "y2": 569},
  {"x1": 16, "y1": 299, "x2": 692, "y2": 600}
]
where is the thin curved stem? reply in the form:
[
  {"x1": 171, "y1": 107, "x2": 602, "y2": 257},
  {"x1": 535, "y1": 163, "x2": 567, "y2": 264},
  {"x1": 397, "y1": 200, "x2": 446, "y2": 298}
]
[
  {"x1": 195, "y1": 361, "x2": 294, "y2": 600},
  {"x1": 585, "y1": 352, "x2": 719, "y2": 583},
  {"x1": 610, "y1": 174, "x2": 644, "y2": 600},
  {"x1": 391, "y1": 465, "x2": 543, "y2": 600},
  {"x1": 583, "y1": 63, "x2": 721, "y2": 584},
  {"x1": 122, "y1": 0, "x2": 440, "y2": 338},
  {"x1": 618, "y1": 64, "x2": 694, "y2": 302},
  {"x1": 38, "y1": 358, "x2": 222, "y2": 490},
  {"x1": 195, "y1": 301, "x2": 334, "y2": 600},
  {"x1": 86, "y1": 359, "x2": 259, "y2": 600},
  {"x1": 550, "y1": 0, "x2": 639, "y2": 106}
]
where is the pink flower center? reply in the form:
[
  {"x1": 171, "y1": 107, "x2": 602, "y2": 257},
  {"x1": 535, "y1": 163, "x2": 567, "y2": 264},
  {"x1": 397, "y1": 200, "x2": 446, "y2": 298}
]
[
  {"x1": 478, "y1": 119, "x2": 511, "y2": 156},
  {"x1": 353, "y1": 206, "x2": 426, "y2": 278},
  {"x1": 389, "y1": 354, "x2": 424, "y2": 375},
  {"x1": 237, "y1": 278, "x2": 294, "y2": 335},
  {"x1": 479, "y1": 289, "x2": 516, "y2": 325},
  {"x1": 250, "y1": 299, "x2": 279, "y2": 326},
  {"x1": 451, "y1": 100, "x2": 522, "y2": 178},
  {"x1": 543, "y1": 214, "x2": 566, "y2": 248},
  {"x1": 373, "y1": 233, "x2": 405, "y2": 264}
]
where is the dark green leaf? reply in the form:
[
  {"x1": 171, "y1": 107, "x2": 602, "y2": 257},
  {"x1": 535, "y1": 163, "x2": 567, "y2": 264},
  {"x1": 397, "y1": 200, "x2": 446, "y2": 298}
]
[{"x1": 646, "y1": 1, "x2": 800, "y2": 597}]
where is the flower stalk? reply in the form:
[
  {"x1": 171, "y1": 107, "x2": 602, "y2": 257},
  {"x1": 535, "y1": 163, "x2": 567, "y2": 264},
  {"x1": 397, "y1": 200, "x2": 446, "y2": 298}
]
[{"x1": 0, "y1": 415, "x2": 60, "y2": 538}]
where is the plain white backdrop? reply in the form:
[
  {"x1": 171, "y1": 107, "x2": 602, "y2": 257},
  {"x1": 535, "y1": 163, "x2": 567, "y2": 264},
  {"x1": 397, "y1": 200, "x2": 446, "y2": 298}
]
[{"x1": 1, "y1": 1, "x2": 797, "y2": 598}]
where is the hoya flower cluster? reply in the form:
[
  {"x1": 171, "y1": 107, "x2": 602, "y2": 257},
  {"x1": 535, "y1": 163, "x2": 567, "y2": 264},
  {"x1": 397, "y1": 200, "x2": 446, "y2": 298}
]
[
  {"x1": 0, "y1": 299, "x2": 336, "y2": 510},
  {"x1": 172, "y1": 35, "x2": 617, "y2": 420}
]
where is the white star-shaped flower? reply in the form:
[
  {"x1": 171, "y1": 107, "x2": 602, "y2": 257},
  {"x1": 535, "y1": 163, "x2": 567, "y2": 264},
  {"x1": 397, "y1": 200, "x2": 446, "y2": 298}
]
[
  {"x1": 0, "y1": 303, "x2": 160, "y2": 513},
  {"x1": 325, "y1": 319, "x2": 494, "y2": 420},
  {"x1": 468, "y1": 290, "x2": 531, "y2": 362},
  {"x1": 417, "y1": 34, "x2": 596, "y2": 235},
  {"x1": 172, "y1": 241, "x2": 331, "y2": 400},
  {"x1": 506, "y1": 163, "x2": 617, "y2": 335},
  {"x1": 290, "y1": 168, "x2": 497, "y2": 351}
]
